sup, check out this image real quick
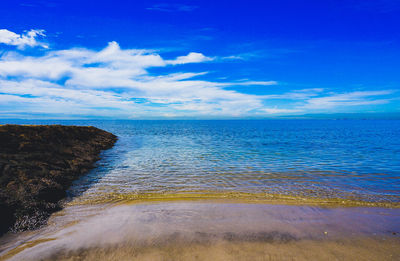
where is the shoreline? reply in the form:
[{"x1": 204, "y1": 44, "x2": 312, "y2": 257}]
[
  {"x1": 68, "y1": 190, "x2": 400, "y2": 209},
  {"x1": 1, "y1": 201, "x2": 399, "y2": 260}
]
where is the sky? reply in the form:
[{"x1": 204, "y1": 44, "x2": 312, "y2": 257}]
[{"x1": 0, "y1": 0, "x2": 399, "y2": 119}]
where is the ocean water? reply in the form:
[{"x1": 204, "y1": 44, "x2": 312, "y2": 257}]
[{"x1": 2, "y1": 119, "x2": 400, "y2": 203}]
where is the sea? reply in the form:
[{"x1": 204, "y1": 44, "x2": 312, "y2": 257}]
[{"x1": 2, "y1": 119, "x2": 399, "y2": 203}]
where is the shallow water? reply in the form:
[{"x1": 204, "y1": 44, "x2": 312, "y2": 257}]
[{"x1": 2, "y1": 119, "x2": 399, "y2": 203}]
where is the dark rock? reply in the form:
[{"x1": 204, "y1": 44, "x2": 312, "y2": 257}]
[{"x1": 0, "y1": 124, "x2": 117, "y2": 235}]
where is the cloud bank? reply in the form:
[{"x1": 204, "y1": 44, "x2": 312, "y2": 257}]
[{"x1": 0, "y1": 29, "x2": 396, "y2": 119}]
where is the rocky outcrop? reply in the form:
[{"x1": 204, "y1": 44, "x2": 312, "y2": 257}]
[{"x1": 0, "y1": 125, "x2": 117, "y2": 234}]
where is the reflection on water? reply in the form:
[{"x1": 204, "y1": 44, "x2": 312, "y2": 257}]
[{"x1": 1, "y1": 203, "x2": 399, "y2": 260}]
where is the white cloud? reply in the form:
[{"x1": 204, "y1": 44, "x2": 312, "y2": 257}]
[
  {"x1": 0, "y1": 40, "x2": 287, "y2": 118},
  {"x1": 166, "y1": 52, "x2": 213, "y2": 65},
  {"x1": 1, "y1": 35, "x2": 393, "y2": 118},
  {"x1": 303, "y1": 90, "x2": 394, "y2": 109},
  {"x1": 0, "y1": 29, "x2": 48, "y2": 49},
  {"x1": 230, "y1": 81, "x2": 278, "y2": 86},
  {"x1": 261, "y1": 88, "x2": 324, "y2": 100},
  {"x1": 258, "y1": 89, "x2": 395, "y2": 112},
  {"x1": 221, "y1": 55, "x2": 245, "y2": 60},
  {"x1": 261, "y1": 108, "x2": 301, "y2": 114}
]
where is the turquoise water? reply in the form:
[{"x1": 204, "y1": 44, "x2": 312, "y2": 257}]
[{"x1": 2, "y1": 120, "x2": 400, "y2": 202}]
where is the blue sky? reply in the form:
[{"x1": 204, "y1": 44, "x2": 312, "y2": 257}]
[{"x1": 0, "y1": 0, "x2": 399, "y2": 119}]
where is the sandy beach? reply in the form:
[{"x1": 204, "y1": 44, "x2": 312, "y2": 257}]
[{"x1": 1, "y1": 201, "x2": 399, "y2": 260}]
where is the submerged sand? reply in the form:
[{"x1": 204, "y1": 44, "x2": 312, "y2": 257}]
[{"x1": 1, "y1": 202, "x2": 399, "y2": 260}]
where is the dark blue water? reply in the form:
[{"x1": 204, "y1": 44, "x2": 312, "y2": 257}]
[{"x1": 2, "y1": 120, "x2": 400, "y2": 202}]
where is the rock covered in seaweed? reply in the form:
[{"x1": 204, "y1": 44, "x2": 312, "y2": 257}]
[{"x1": 0, "y1": 124, "x2": 117, "y2": 234}]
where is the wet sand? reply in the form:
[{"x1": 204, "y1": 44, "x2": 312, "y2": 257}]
[
  {"x1": 1, "y1": 202, "x2": 399, "y2": 260},
  {"x1": 41, "y1": 238, "x2": 400, "y2": 261}
]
